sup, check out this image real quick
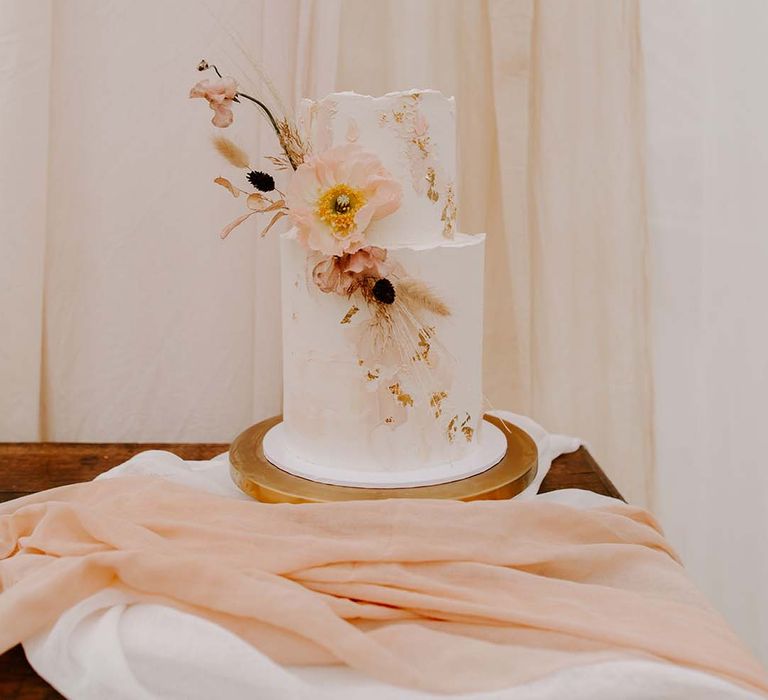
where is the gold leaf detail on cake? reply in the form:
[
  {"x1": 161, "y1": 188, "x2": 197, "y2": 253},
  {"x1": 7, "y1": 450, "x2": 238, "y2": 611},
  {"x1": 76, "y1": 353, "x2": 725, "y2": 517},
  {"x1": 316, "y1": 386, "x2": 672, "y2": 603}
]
[
  {"x1": 358, "y1": 359, "x2": 365, "y2": 366},
  {"x1": 384, "y1": 416, "x2": 394, "y2": 424},
  {"x1": 388, "y1": 382, "x2": 414, "y2": 407},
  {"x1": 447, "y1": 415, "x2": 458, "y2": 443},
  {"x1": 441, "y1": 183, "x2": 457, "y2": 238},
  {"x1": 430, "y1": 391, "x2": 448, "y2": 419},
  {"x1": 340, "y1": 305, "x2": 359, "y2": 324},
  {"x1": 426, "y1": 167, "x2": 439, "y2": 202},
  {"x1": 413, "y1": 137, "x2": 430, "y2": 157},
  {"x1": 410, "y1": 326, "x2": 436, "y2": 364},
  {"x1": 366, "y1": 369, "x2": 380, "y2": 381},
  {"x1": 378, "y1": 99, "x2": 439, "y2": 197},
  {"x1": 460, "y1": 414, "x2": 474, "y2": 442}
]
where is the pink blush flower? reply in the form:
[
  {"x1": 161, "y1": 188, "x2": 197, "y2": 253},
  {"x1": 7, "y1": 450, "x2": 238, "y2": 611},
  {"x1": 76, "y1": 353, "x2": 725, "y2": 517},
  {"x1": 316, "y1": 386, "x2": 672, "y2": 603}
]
[
  {"x1": 189, "y1": 77, "x2": 238, "y2": 128},
  {"x1": 286, "y1": 143, "x2": 402, "y2": 256},
  {"x1": 312, "y1": 246, "x2": 390, "y2": 295}
]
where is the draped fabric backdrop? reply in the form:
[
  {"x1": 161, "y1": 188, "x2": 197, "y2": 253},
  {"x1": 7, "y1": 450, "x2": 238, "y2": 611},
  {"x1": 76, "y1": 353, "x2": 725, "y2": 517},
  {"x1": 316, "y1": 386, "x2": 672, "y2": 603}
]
[
  {"x1": 0, "y1": 0, "x2": 764, "y2": 665},
  {"x1": 1, "y1": 0, "x2": 652, "y2": 501},
  {"x1": 642, "y1": 0, "x2": 768, "y2": 668}
]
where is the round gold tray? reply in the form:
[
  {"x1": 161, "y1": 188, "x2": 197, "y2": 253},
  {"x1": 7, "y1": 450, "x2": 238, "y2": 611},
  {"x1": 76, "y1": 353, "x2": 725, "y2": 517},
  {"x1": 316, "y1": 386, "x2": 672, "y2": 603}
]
[{"x1": 230, "y1": 414, "x2": 537, "y2": 503}]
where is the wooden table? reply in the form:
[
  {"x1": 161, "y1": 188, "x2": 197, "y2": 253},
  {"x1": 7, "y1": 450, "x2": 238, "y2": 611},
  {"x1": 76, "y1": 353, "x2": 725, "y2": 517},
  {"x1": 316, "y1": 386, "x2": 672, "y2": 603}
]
[{"x1": 0, "y1": 442, "x2": 622, "y2": 699}]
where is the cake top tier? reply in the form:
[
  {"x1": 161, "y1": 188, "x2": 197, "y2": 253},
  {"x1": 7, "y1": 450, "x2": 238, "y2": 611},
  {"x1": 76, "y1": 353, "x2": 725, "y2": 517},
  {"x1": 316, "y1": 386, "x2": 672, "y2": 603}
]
[{"x1": 299, "y1": 89, "x2": 457, "y2": 247}]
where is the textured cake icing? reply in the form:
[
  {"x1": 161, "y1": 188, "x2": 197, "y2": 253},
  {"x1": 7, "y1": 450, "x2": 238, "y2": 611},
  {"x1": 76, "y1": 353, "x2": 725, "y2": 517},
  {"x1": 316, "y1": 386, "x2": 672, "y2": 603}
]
[
  {"x1": 299, "y1": 90, "x2": 458, "y2": 247},
  {"x1": 278, "y1": 90, "x2": 487, "y2": 478}
]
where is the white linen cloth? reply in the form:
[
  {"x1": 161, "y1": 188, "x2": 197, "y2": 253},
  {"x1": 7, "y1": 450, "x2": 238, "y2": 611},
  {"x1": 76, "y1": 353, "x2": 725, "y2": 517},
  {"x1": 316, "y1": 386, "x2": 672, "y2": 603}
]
[{"x1": 21, "y1": 413, "x2": 761, "y2": 699}]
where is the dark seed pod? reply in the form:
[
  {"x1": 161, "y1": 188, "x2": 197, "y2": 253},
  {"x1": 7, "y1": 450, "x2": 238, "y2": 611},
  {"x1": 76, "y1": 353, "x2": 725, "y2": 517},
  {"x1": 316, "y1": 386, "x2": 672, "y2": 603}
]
[
  {"x1": 372, "y1": 278, "x2": 396, "y2": 305},
  {"x1": 246, "y1": 170, "x2": 276, "y2": 192}
]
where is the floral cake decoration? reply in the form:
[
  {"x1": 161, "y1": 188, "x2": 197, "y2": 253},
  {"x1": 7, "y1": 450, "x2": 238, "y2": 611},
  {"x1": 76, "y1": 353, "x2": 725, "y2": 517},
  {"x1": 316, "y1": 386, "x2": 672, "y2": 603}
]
[{"x1": 190, "y1": 61, "x2": 471, "y2": 441}]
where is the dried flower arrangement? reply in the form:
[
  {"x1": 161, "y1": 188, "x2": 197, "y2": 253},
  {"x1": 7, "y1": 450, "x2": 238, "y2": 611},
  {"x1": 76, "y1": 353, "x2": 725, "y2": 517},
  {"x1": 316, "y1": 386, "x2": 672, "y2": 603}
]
[{"x1": 190, "y1": 61, "x2": 464, "y2": 438}]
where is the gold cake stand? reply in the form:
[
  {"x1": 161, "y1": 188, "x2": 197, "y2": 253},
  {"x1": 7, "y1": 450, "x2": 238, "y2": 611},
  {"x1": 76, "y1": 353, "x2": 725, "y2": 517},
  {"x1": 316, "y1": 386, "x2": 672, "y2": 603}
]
[{"x1": 229, "y1": 414, "x2": 538, "y2": 503}]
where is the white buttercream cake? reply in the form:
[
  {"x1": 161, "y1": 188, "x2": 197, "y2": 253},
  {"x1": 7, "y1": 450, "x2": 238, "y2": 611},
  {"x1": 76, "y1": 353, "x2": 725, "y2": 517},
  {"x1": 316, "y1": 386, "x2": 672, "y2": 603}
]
[{"x1": 265, "y1": 89, "x2": 501, "y2": 487}]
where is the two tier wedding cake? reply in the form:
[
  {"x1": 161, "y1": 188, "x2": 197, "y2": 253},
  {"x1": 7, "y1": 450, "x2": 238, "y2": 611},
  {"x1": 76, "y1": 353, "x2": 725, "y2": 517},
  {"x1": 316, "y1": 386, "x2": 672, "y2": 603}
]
[{"x1": 191, "y1": 65, "x2": 506, "y2": 488}]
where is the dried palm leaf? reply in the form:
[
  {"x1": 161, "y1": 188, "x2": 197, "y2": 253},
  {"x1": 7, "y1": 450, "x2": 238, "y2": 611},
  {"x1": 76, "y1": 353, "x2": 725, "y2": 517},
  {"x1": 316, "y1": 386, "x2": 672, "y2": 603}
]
[
  {"x1": 214, "y1": 177, "x2": 244, "y2": 198},
  {"x1": 220, "y1": 211, "x2": 255, "y2": 239},
  {"x1": 261, "y1": 210, "x2": 287, "y2": 237}
]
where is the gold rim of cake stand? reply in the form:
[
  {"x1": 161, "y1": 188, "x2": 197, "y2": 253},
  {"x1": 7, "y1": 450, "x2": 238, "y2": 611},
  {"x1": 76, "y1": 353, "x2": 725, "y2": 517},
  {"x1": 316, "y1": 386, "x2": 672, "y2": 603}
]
[{"x1": 229, "y1": 414, "x2": 538, "y2": 503}]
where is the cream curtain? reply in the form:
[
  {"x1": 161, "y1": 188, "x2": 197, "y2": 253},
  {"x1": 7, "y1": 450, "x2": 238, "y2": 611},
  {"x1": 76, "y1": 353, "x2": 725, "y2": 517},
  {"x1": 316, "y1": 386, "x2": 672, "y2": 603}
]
[
  {"x1": 0, "y1": 0, "x2": 652, "y2": 507},
  {"x1": 642, "y1": 0, "x2": 768, "y2": 666},
  {"x1": 2, "y1": 0, "x2": 329, "y2": 444},
  {"x1": 0, "y1": 1, "x2": 51, "y2": 441}
]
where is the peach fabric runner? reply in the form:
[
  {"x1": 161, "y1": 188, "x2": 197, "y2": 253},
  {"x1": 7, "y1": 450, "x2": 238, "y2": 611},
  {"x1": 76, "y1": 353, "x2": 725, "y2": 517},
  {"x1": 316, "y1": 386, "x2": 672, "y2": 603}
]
[{"x1": 1, "y1": 475, "x2": 766, "y2": 696}]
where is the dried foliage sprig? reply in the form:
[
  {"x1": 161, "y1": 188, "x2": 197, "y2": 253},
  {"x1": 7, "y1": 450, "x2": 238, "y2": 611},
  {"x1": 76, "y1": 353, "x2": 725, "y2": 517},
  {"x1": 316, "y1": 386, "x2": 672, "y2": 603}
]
[
  {"x1": 198, "y1": 60, "x2": 307, "y2": 170},
  {"x1": 395, "y1": 278, "x2": 451, "y2": 317},
  {"x1": 212, "y1": 136, "x2": 250, "y2": 169},
  {"x1": 193, "y1": 58, "x2": 302, "y2": 239},
  {"x1": 275, "y1": 119, "x2": 310, "y2": 171},
  {"x1": 213, "y1": 177, "x2": 287, "y2": 239},
  {"x1": 266, "y1": 154, "x2": 294, "y2": 171}
]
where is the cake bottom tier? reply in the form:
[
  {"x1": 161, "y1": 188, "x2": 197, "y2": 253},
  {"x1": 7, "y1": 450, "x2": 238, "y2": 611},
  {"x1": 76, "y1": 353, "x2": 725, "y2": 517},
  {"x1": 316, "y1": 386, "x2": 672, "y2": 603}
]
[{"x1": 280, "y1": 230, "x2": 486, "y2": 477}]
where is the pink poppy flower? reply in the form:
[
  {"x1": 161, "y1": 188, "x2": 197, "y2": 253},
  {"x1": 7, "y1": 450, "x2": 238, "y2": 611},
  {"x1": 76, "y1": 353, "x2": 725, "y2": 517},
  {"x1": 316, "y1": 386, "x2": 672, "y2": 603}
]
[
  {"x1": 312, "y1": 246, "x2": 390, "y2": 295},
  {"x1": 189, "y1": 77, "x2": 238, "y2": 128},
  {"x1": 286, "y1": 143, "x2": 402, "y2": 256}
]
